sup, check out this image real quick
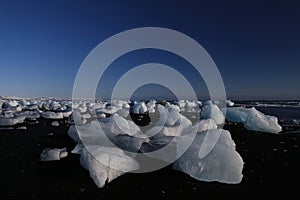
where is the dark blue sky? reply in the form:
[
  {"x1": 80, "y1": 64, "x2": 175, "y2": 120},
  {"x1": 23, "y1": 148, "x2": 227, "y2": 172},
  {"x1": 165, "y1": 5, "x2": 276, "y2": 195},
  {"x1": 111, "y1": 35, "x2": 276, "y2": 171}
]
[{"x1": 0, "y1": 0, "x2": 299, "y2": 100}]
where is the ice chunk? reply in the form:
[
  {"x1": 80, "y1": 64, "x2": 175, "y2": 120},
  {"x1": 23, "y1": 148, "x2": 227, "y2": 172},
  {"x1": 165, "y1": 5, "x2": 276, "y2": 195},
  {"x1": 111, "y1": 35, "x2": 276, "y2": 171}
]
[
  {"x1": 62, "y1": 111, "x2": 72, "y2": 118},
  {"x1": 42, "y1": 111, "x2": 64, "y2": 119},
  {"x1": 201, "y1": 104, "x2": 225, "y2": 125},
  {"x1": 185, "y1": 100, "x2": 198, "y2": 108},
  {"x1": 146, "y1": 100, "x2": 156, "y2": 113},
  {"x1": 202, "y1": 100, "x2": 213, "y2": 106},
  {"x1": 131, "y1": 101, "x2": 148, "y2": 114},
  {"x1": 176, "y1": 100, "x2": 186, "y2": 108},
  {"x1": 40, "y1": 148, "x2": 68, "y2": 161},
  {"x1": 71, "y1": 116, "x2": 148, "y2": 152},
  {"x1": 16, "y1": 126, "x2": 27, "y2": 130},
  {"x1": 49, "y1": 101, "x2": 61, "y2": 110},
  {"x1": 97, "y1": 112, "x2": 106, "y2": 119},
  {"x1": 0, "y1": 115, "x2": 26, "y2": 126},
  {"x1": 2, "y1": 100, "x2": 19, "y2": 108},
  {"x1": 80, "y1": 146, "x2": 139, "y2": 188},
  {"x1": 97, "y1": 106, "x2": 121, "y2": 115},
  {"x1": 223, "y1": 107, "x2": 248, "y2": 123},
  {"x1": 112, "y1": 100, "x2": 130, "y2": 109},
  {"x1": 197, "y1": 119, "x2": 218, "y2": 132},
  {"x1": 100, "y1": 114, "x2": 143, "y2": 137},
  {"x1": 67, "y1": 125, "x2": 80, "y2": 142},
  {"x1": 71, "y1": 143, "x2": 84, "y2": 154},
  {"x1": 226, "y1": 100, "x2": 235, "y2": 107},
  {"x1": 110, "y1": 134, "x2": 148, "y2": 153},
  {"x1": 156, "y1": 105, "x2": 184, "y2": 126},
  {"x1": 81, "y1": 113, "x2": 91, "y2": 119},
  {"x1": 51, "y1": 121, "x2": 59, "y2": 126},
  {"x1": 149, "y1": 105, "x2": 192, "y2": 137},
  {"x1": 165, "y1": 103, "x2": 180, "y2": 112},
  {"x1": 244, "y1": 107, "x2": 282, "y2": 133},
  {"x1": 72, "y1": 110, "x2": 87, "y2": 125},
  {"x1": 116, "y1": 109, "x2": 129, "y2": 118},
  {"x1": 15, "y1": 110, "x2": 41, "y2": 121},
  {"x1": 174, "y1": 129, "x2": 243, "y2": 184},
  {"x1": 225, "y1": 107, "x2": 282, "y2": 133}
]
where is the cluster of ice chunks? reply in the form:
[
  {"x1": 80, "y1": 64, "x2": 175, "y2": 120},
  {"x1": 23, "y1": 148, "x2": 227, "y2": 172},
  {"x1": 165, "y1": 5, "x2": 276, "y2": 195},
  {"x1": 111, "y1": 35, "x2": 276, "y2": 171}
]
[
  {"x1": 0, "y1": 98, "x2": 73, "y2": 127},
  {"x1": 0, "y1": 97, "x2": 282, "y2": 187},
  {"x1": 67, "y1": 100, "x2": 247, "y2": 188}
]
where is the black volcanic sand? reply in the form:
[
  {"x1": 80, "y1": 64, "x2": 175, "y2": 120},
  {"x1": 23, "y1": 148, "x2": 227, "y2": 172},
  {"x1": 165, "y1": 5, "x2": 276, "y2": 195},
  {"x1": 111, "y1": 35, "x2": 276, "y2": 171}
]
[{"x1": 0, "y1": 120, "x2": 299, "y2": 199}]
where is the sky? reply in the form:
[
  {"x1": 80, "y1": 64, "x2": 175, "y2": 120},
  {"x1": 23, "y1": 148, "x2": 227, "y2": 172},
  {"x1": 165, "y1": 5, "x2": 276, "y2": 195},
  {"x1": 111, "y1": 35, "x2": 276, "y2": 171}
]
[{"x1": 0, "y1": 0, "x2": 299, "y2": 100}]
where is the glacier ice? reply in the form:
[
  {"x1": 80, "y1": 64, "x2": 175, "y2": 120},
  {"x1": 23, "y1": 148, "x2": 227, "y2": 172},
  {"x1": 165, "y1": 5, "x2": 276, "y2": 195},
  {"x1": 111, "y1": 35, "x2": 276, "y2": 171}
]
[
  {"x1": 154, "y1": 105, "x2": 192, "y2": 137},
  {"x1": 42, "y1": 111, "x2": 64, "y2": 119},
  {"x1": 40, "y1": 148, "x2": 68, "y2": 161},
  {"x1": 131, "y1": 101, "x2": 148, "y2": 114},
  {"x1": 0, "y1": 97, "x2": 287, "y2": 187},
  {"x1": 225, "y1": 107, "x2": 282, "y2": 133},
  {"x1": 146, "y1": 100, "x2": 156, "y2": 113},
  {"x1": 175, "y1": 100, "x2": 201, "y2": 108},
  {"x1": 173, "y1": 129, "x2": 243, "y2": 184},
  {"x1": 100, "y1": 114, "x2": 144, "y2": 137},
  {"x1": 201, "y1": 104, "x2": 225, "y2": 125},
  {"x1": 68, "y1": 115, "x2": 148, "y2": 152},
  {"x1": 67, "y1": 125, "x2": 80, "y2": 142},
  {"x1": 197, "y1": 119, "x2": 218, "y2": 132},
  {"x1": 226, "y1": 100, "x2": 235, "y2": 107},
  {"x1": 0, "y1": 115, "x2": 26, "y2": 126},
  {"x1": 80, "y1": 146, "x2": 139, "y2": 188},
  {"x1": 51, "y1": 121, "x2": 60, "y2": 126}
]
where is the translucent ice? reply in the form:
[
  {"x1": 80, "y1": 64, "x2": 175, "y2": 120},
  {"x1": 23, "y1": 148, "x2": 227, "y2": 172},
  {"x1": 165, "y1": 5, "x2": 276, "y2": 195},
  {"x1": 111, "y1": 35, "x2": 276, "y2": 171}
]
[
  {"x1": 131, "y1": 101, "x2": 148, "y2": 114},
  {"x1": 40, "y1": 148, "x2": 68, "y2": 161},
  {"x1": 197, "y1": 119, "x2": 218, "y2": 132},
  {"x1": 80, "y1": 146, "x2": 139, "y2": 188},
  {"x1": 0, "y1": 115, "x2": 26, "y2": 126},
  {"x1": 51, "y1": 121, "x2": 60, "y2": 126},
  {"x1": 174, "y1": 129, "x2": 243, "y2": 184},
  {"x1": 225, "y1": 107, "x2": 282, "y2": 133},
  {"x1": 201, "y1": 104, "x2": 225, "y2": 125},
  {"x1": 154, "y1": 105, "x2": 192, "y2": 137},
  {"x1": 42, "y1": 111, "x2": 64, "y2": 119}
]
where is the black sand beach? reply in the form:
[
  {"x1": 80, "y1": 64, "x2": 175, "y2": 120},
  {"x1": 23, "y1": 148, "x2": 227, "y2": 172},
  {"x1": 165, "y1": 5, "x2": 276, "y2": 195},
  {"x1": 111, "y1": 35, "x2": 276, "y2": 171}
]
[{"x1": 0, "y1": 117, "x2": 299, "y2": 200}]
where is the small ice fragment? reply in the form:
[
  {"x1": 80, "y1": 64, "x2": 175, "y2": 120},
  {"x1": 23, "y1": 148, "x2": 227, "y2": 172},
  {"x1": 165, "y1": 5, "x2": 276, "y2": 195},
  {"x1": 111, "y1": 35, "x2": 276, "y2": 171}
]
[
  {"x1": 16, "y1": 126, "x2": 27, "y2": 130},
  {"x1": 51, "y1": 121, "x2": 59, "y2": 126},
  {"x1": 40, "y1": 148, "x2": 68, "y2": 161}
]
